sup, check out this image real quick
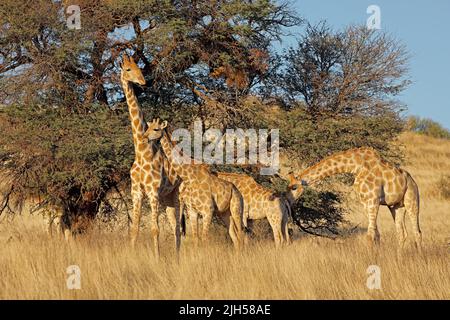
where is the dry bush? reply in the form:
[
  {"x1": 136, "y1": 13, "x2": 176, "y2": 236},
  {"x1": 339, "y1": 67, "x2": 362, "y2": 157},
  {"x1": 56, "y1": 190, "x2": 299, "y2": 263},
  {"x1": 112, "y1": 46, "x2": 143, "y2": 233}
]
[{"x1": 436, "y1": 175, "x2": 450, "y2": 200}]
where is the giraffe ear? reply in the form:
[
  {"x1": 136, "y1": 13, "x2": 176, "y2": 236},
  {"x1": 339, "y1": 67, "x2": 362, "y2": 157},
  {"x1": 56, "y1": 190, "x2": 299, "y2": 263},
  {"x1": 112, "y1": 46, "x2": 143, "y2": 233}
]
[{"x1": 161, "y1": 120, "x2": 168, "y2": 129}]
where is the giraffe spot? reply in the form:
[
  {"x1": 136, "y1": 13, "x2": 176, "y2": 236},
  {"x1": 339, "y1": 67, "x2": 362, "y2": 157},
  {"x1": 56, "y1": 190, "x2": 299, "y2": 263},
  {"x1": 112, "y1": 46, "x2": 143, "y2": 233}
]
[
  {"x1": 143, "y1": 164, "x2": 151, "y2": 171},
  {"x1": 386, "y1": 181, "x2": 395, "y2": 191},
  {"x1": 130, "y1": 109, "x2": 138, "y2": 117},
  {"x1": 373, "y1": 168, "x2": 382, "y2": 177},
  {"x1": 143, "y1": 150, "x2": 152, "y2": 158},
  {"x1": 384, "y1": 171, "x2": 394, "y2": 180},
  {"x1": 361, "y1": 184, "x2": 369, "y2": 193},
  {"x1": 138, "y1": 143, "x2": 147, "y2": 152}
]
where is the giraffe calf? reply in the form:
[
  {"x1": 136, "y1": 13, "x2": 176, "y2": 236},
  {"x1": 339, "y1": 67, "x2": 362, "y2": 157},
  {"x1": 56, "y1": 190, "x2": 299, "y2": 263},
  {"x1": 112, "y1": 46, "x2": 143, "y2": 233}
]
[{"x1": 215, "y1": 172, "x2": 291, "y2": 248}]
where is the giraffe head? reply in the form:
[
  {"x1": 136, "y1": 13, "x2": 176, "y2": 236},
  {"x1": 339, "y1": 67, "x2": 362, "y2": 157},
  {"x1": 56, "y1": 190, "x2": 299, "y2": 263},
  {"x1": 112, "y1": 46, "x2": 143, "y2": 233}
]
[
  {"x1": 287, "y1": 172, "x2": 307, "y2": 201},
  {"x1": 120, "y1": 54, "x2": 146, "y2": 86},
  {"x1": 144, "y1": 118, "x2": 168, "y2": 141}
]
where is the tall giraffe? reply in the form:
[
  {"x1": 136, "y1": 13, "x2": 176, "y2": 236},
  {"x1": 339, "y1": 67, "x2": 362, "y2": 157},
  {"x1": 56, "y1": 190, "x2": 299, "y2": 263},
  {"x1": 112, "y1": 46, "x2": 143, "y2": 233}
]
[
  {"x1": 143, "y1": 119, "x2": 245, "y2": 250},
  {"x1": 120, "y1": 54, "x2": 181, "y2": 258},
  {"x1": 287, "y1": 147, "x2": 422, "y2": 250},
  {"x1": 215, "y1": 172, "x2": 291, "y2": 248}
]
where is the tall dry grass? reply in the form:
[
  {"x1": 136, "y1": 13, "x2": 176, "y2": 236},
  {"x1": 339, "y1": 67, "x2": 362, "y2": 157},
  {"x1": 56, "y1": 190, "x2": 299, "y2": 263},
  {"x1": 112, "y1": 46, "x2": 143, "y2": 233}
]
[{"x1": 0, "y1": 132, "x2": 449, "y2": 299}]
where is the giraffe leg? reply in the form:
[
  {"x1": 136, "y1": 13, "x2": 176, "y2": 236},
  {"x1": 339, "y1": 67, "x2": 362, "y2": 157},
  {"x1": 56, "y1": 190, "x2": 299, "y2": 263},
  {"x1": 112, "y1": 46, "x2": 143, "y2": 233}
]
[
  {"x1": 390, "y1": 207, "x2": 407, "y2": 251},
  {"x1": 282, "y1": 209, "x2": 291, "y2": 246},
  {"x1": 166, "y1": 205, "x2": 181, "y2": 255},
  {"x1": 365, "y1": 199, "x2": 381, "y2": 247},
  {"x1": 222, "y1": 212, "x2": 241, "y2": 251},
  {"x1": 267, "y1": 213, "x2": 282, "y2": 249},
  {"x1": 229, "y1": 189, "x2": 244, "y2": 250},
  {"x1": 130, "y1": 180, "x2": 143, "y2": 248},
  {"x1": 200, "y1": 207, "x2": 213, "y2": 244},
  {"x1": 149, "y1": 197, "x2": 160, "y2": 259},
  {"x1": 189, "y1": 209, "x2": 200, "y2": 248},
  {"x1": 404, "y1": 189, "x2": 422, "y2": 253}
]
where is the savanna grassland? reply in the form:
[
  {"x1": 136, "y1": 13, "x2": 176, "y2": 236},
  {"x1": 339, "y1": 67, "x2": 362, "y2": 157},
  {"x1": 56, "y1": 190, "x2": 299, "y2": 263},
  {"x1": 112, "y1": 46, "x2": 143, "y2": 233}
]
[{"x1": 0, "y1": 132, "x2": 449, "y2": 300}]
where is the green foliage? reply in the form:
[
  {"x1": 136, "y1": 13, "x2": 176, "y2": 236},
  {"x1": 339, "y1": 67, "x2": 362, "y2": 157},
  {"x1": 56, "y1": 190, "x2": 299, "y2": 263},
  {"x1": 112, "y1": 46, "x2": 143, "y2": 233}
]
[
  {"x1": 291, "y1": 188, "x2": 344, "y2": 236},
  {"x1": 0, "y1": 105, "x2": 133, "y2": 214},
  {"x1": 407, "y1": 116, "x2": 450, "y2": 140},
  {"x1": 277, "y1": 106, "x2": 404, "y2": 165}
]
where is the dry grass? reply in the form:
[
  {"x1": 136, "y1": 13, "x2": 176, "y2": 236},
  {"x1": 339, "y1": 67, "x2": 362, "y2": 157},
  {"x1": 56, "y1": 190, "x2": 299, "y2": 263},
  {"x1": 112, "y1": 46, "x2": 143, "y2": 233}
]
[{"x1": 0, "y1": 132, "x2": 449, "y2": 300}]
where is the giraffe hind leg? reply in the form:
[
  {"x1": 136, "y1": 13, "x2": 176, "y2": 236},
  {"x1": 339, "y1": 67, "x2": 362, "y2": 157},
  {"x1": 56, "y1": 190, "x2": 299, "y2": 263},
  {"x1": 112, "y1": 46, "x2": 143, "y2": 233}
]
[
  {"x1": 229, "y1": 189, "x2": 244, "y2": 250},
  {"x1": 266, "y1": 213, "x2": 283, "y2": 249},
  {"x1": 404, "y1": 191, "x2": 422, "y2": 253},
  {"x1": 390, "y1": 207, "x2": 407, "y2": 251}
]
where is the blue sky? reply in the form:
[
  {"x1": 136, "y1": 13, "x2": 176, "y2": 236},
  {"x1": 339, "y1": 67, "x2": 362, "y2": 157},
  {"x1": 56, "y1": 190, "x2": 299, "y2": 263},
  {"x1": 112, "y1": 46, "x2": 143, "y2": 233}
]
[{"x1": 276, "y1": 0, "x2": 450, "y2": 129}]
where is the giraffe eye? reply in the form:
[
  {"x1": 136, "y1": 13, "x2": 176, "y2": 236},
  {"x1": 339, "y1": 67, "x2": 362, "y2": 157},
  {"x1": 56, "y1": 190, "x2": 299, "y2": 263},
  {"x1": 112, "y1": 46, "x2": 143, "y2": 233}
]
[
  {"x1": 290, "y1": 184, "x2": 298, "y2": 191},
  {"x1": 126, "y1": 68, "x2": 131, "y2": 72}
]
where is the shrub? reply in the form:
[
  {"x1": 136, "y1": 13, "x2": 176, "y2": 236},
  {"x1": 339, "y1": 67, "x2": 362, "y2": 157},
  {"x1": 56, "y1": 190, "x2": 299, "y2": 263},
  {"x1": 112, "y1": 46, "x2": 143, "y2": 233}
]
[
  {"x1": 407, "y1": 116, "x2": 450, "y2": 140},
  {"x1": 0, "y1": 104, "x2": 133, "y2": 230}
]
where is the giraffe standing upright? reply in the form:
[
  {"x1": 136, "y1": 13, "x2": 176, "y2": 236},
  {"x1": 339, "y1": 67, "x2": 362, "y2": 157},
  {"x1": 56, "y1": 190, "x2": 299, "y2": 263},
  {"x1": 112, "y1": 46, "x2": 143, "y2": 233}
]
[
  {"x1": 215, "y1": 172, "x2": 291, "y2": 248},
  {"x1": 287, "y1": 147, "x2": 422, "y2": 251},
  {"x1": 120, "y1": 54, "x2": 181, "y2": 258},
  {"x1": 143, "y1": 119, "x2": 245, "y2": 250}
]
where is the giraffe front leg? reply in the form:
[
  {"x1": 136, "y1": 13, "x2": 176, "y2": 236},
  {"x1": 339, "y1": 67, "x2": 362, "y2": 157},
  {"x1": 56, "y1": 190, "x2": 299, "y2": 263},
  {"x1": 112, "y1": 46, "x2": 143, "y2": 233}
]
[
  {"x1": 130, "y1": 181, "x2": 143, "y2": 249},
  {"x1": 200, "y1": 207, "x2": 213, "y2": 244},
  {"x1": 189, "y1": 209, "x2": 199, "y2": 248},
  {"x1": 149, "y1": 197, "x2": 161, "y2": 259},
  {"x1": 267, "y1": 214, "x2": 282, "y2": 249},
  {"x1": 365, "y1": 199, "x2": 381, "y2": 247}
]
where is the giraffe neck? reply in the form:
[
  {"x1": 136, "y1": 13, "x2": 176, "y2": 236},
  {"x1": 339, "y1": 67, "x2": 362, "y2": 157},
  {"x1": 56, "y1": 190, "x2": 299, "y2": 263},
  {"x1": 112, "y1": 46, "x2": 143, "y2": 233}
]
[
  {"x1": 121, "y1": 74, "x2": 147, "y2": 154},
  {"x1": 121, "y1": 76, "x2": 147, "y2": 145},
  {"x1": 300, "y1": 151, "x2": 362, "y2": 185},
  {"x1": 159, "y1": 130, "x2": 191, "y2": 181}
]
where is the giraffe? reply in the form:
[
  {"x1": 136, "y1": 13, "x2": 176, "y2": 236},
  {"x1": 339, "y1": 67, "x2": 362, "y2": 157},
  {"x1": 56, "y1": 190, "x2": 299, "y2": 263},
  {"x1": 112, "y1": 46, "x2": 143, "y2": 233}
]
[
  {"x1": 143, "y1": 119, "x2": 245, "y2": 250},
  {"x1": 287, "y1": 147, "x2": 422, "y2": 251},
  {"x1": 214, "y1": 172, "x2": 291, "y2": 248},
  {"x1": 120, "y1": 54, "x2": 181, "y2": 258}
]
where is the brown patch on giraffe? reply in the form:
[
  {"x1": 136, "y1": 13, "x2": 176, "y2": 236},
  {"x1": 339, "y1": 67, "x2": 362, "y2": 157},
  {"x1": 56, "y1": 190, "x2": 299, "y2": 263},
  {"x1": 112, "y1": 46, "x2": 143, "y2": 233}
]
[
  {"x1": 138, "y1": 143, "x2": 147, "y2": 152},
  {"x1": 384, "y1": 171, "x2": 394, "y2": 180},
  {"x1": 130, "y1": 108, "x2": 139, "y2": 117},
  {"x1": 361, "y1": 184, "x2": 369, "y2": 193},
  {"x1": 373, "y1": 168, "x2": 382, "y2": 177}
]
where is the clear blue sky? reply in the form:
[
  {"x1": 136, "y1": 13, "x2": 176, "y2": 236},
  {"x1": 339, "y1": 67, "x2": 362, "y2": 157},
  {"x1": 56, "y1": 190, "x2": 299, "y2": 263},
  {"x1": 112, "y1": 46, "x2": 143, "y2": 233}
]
[{"x1": 277, "y1": 0, "x2": 450, "y2": 129}]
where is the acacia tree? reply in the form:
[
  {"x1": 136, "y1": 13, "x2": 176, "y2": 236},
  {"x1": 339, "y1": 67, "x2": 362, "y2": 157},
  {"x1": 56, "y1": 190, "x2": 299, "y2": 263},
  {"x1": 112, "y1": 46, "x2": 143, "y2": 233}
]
[{"x1": 0, "y1": 0, "x2": 300, "y2": 228}]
